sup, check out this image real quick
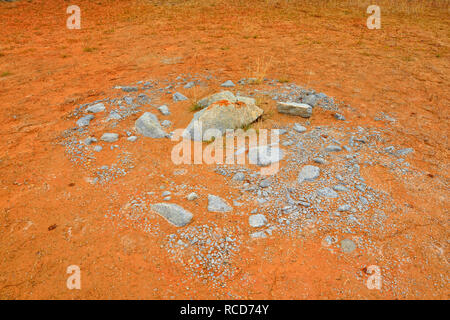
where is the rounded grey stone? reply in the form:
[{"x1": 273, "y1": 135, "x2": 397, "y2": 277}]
[
  {"x1": 298, "y1": 165, "x2": 320, "y2": 183},
  {"x1": 340, "y1": 239, "x2": 356, "y2": 253},
  {"x1": 249, "y1": 214, "x2": 267, "y2": 228},
  {"x1": 101, "y1": 133, "x2": 119, "y2": 142}
]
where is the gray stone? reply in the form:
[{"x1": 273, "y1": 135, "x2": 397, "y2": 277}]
[
  {"x1": 183, "y1": 96, "x2": 263, "y2": 141},
  {"x1": 101, "y1": 133, "x2": 119, "y2": 142},
  {"x1": 93, "y1": 145, "x2": 102, "y2": 152},
  {"x1": 333, "y1": 185, "x2": 349, "y2": 192},
  {"x1": 186, "y1": 192, "x2": 198, "y2": 201},
  {"x1": 84, "y1": 137, "x2": 97, "y2": 145},
  {"x1": 259, "y1": 179, "x2": 271, "y2": 188},
  {"x1": 337, "y1": 204, "x2": 351, "y2": 212},
  {"x1": 207, "y1": 194, "x2": 232, "y2": 212},
  {"x1": 220, "y1": 80, "x2": 235, "y2": 87},
  {"x1": 313, "y1": 157, "x2": 326, "y2": 164},
  {"x1": 277, "y1": 102, "x2": 312, "y2": 118},
  {"x1": 197, "y1": 91, "x2": 236, "y2": 109},
  {"x1": 86, "y1": 103, "x2": 105, "y2": 113},
  {"x1": 248, "y1": 145, "x2": 284, "y2": 167},
  {"x1": 76, "y1": 114, "x2": 94, "y2": 127},
  {"x1": 158, "y1": 105, "x2": 170, "y2": 116},
  {"x1": 135, "y1": 112, "x2": 166, "y2": 138},
  {"x1": 151, "y1": 203, "x2": 193, "y2": 227},
  {"x1": 127, "y1": 136, "x2": 138, "y2": 142},
  {"x1": 340, "y1": 239, "x2": 356, "y2": 253},
  {"x1": 173, "y1": 92, "x2": 188, "y2": 101},
  {"x1": 249, "y1": 214, "x2": 267, "y2": 228},
  {"x1": 121, "y1": 86, "x2": 138, "y2": 92},
  {"x1": 298, "y1": 165, "x2": 320, "y2": 183},
  {"x1": 303, "y1": 94, "x2": 318, "y2": 106},
  {"x1": 325, "y1": 145, "x2": 342, "y2": 152},
  {"x1": 334, "y1": 113, "x2": 346, "y2": 121},
  {"x1": 162, "y1": 191, "x2": 171, "y2": 197},
  {"x1": 232, "y1": 172, "x2": 245, "y2": 181},
  {"x1": 293, "y1": 123, "x2": 307, "y2": 133},
  {"x1": 317, "y1": 187, "x2": 339, "y2": 198}
]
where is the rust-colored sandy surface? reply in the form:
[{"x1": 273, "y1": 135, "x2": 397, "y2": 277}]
[{"x1": 0, "y1": 0, "x2": 448, "y2": 299}]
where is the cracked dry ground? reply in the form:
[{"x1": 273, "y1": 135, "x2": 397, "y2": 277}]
[{"x1": 0, "y1": 1, "x2": 448, "y2": 299}]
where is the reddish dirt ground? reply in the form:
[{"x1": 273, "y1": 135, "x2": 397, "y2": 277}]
[{"x1": 0, "y1": 0, "x2": 448, "y2": 299}]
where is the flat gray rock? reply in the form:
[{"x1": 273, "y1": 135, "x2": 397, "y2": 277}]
[
  {"x1": 207, "y1": 194, "x2": 232, "y2": 212},
  {"x1": 249, "y1": 214, "x2": 267, "y2": 228},
  {"x1": 277, "y1": 102, "x2": 312, "y2": 118},
  {"x1": 313, "y1": 157, "x2": 326, "y2": 164},
  {"x1": 127, "y1": 136, "x2": 138, "y2": 142},
  {"x1": 101, "y1": 133, "x2": 119, "y2": 142},
  {"x1": 317, "y1": 187, "x2": 339, "y2": 198},
  {"x1": 135, "y1": 112, "x2": 166, "y2": 138},
  {"x1": 325, "y1": 145, "x2": 342, "y2": 152},
  {"x1": 151, "y1": 203, "x2": 193, "y2": 227},
  {"x1": 76, "y1": 114, "x2": 94, "y2": 127},
  {"x1": 298, "y1": 165, "x2": 320, "y2": 183},
  {"x1": 86, "y1": 103, "x2": 105, "y2": 113}
]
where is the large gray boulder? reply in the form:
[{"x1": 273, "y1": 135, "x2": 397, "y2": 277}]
[
  {"x1": 277, "y1": 102, "x2": 312, "y2": 118},
  {"x1": 196, "y1": 91, "x2": 236, "y2": 109},
  {"x1": 183, "y1": 92, "x2": 263, "y2": 141},
  {"x1": 135, "y1": 112, "x2": 166, "y2": 138},
  {"x1": 151, "y1": 203, "x2": 193, "y2": 227}
]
